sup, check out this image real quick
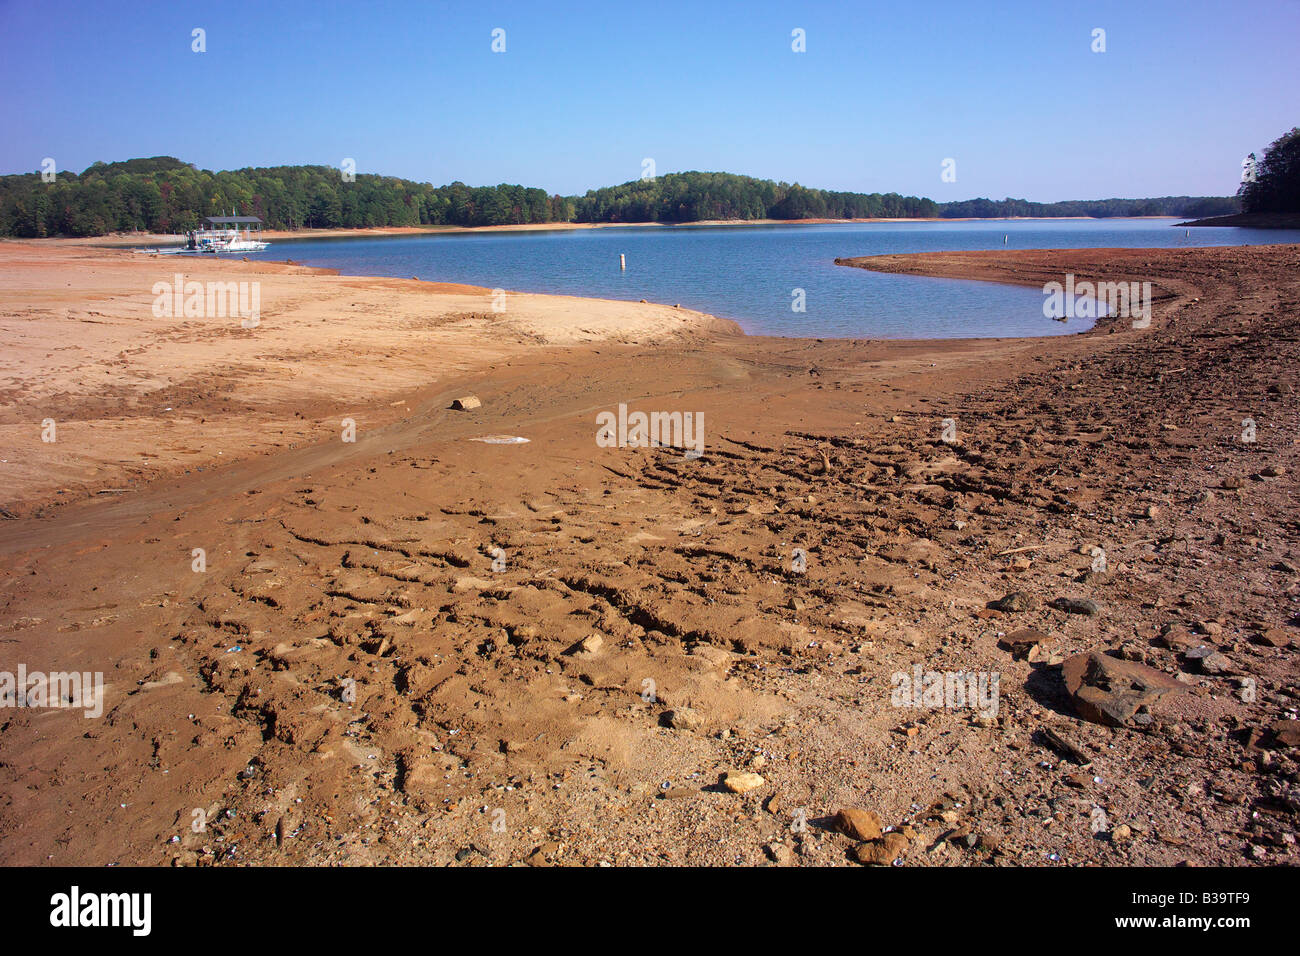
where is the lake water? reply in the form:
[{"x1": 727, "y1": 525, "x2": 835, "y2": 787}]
[{"x1": 241, "y1": 219, "x2": 1300, "y2": 339}]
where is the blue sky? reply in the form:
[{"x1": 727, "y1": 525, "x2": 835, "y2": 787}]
[{"x1": 1, "y1": 0, "x2": 1296, "y2": 200}]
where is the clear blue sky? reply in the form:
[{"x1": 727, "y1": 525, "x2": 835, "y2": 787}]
[{"x1": 1, "y1": 0, "x2": 1295, "y2": 201}]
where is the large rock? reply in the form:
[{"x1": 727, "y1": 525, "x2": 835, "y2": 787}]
[
  {"x1": 854, "y1": 832, "x2": 908, "y2": 865},
  {"x1": 833, "y1": 808, "x2": 883, "y2": 841},
  {"x1": 1061, "y1": 652, "x2": 1185, "y2": 727}
]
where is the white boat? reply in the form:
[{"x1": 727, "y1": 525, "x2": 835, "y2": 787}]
[{"x1": 186, "y1": 216, "x2": 270, "y2": 253}]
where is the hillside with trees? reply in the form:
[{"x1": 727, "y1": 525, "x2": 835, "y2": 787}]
[
  {"x1": 0, "y1": 157, "x2": 1238, "y2": 238},
  {"x1": 1238, "y1": 127, "x2": 1300, "y2": 214}
]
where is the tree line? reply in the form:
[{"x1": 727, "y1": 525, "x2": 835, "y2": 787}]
[
  {"x1": 0, "y1": 156, "x2": 1243, "y2": 238},
  {"x1": 1238, "y1": 127, "x2": 1299, "y2": 214}
]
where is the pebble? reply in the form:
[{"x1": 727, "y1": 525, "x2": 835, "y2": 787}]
[
  {"x1": 992, "y1": 591, "x2": 1037, "y2": 612},
  {"x1": 1199, "y1": 652, "x2": 1232, "y2": 675},
  {"x1": 854, "y1": 831, "x2": 908, "y2": 865},
  {"x1": 764, "y1": 842, "x2": 794, "y2": 865},
  {"x1": 833, "y1": 808, "x2": 883, "y2": 841},
  {"x1": 722, "y1": 771, "x2": 764, "y2": 794},
  {"x1": 665, "y1": 707, "x2": 703, "y2": 732},
  {"x1": 1055, "y1": 597, "x2": 1102, "y2": 616}
]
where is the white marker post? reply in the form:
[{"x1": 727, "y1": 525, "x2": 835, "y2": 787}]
[{"x1": 620, "y1": 253, "x2": 626, "y2": 271}]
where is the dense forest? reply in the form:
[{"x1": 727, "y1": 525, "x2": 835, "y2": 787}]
[
  {"x1": 0, "y1": 156, "x2": 1240, "y2": 237},
  {"x1": 937, "y1": 195, "x2": 1239, "y2": 219},
  {"x1": 0, "y1": 157, "x2": 570, "y2": 237},
  {"x1": 570, "y1": 172, "x2": 940, "y2": 221},
  {"x1": 1239, "y1": 127, "x2": 1300, "y2": 214}
]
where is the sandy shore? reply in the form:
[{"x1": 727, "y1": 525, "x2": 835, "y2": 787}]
[
  {"x1": 0, "y1": 242, "x2": 1297, "y2": 867},
  {"x1": 0, "y1": 241, "x2": 737, "y2": 516}
]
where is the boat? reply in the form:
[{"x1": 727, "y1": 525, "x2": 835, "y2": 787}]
[{"x1": 185, "y1": 215, "x2": 270, "y2": 253}]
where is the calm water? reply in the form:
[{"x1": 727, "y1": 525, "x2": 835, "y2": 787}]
[{"x1": 241, "y1": 219, "x2": 1300, "y2": 339}]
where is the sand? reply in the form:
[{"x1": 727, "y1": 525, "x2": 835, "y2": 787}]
[
  {"x1": 0, "y1": 241, "x2": 737, "y2": 516},
  {"x1": 0, "y1": 240, "x2": 1297, "y2": 867}
]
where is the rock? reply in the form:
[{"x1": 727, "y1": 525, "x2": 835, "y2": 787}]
[
  {"x1": 833, "y1": 808, "x2": 883, "y2": 841},
  {"x1": 525, "y1": 841, "x2": 561, "y2": 866},
  {"x1": 1261, "y1": 465, "x2": 1286, "y2": 478},
  {"x1": 991, "y1": 591, "x2": 1037, "y2": 613},
  {"x1": 1158, "y1": 626, "x2": 1200, "y2": 651},
  {"x1": 664, "y1": 707, "x2": 703, "y2": 732},
  {"x1": 722, "y1": 771, "x2": 765, "y2": 794},
  {"x1": 1111, "y1": 824, "x2": 1133, "y2": 843},
  {"x1": 1061, "y1": 651, "x2": 1186, "y2": 727},
  {"x1": 764, "y1": 842, "x2": 794, "y2": 865},
  {"x1": 1054, "y1": 596, "x2": 1102, "y2": 617},
  {"x1": 1199, "y1": 652, "x2": 1232, "y2": 675},
  {"x1": 657, "y1": 787, "x2": 694, "y2": 800},
  {"x1": 1266, "y1": 720, "x2": 1300, "y2": 749},
  {"x1": 690, "y1": 644, "x2": 733, "y2": 668},
  {"x1": 1255, "y1": 628, "x2": 1292, "y2": 648},
  {"x1": 450, "y1": 395, "x2": 481, "y2": 410},
  {"x1": 567, "y1": 634, "x2": 602, "y2": 656},
  {"x1": 854, "y1": 831, "x2": 908, "y2": 865},
  {"x1": 999, "y1": 628, "x2": 1055, "y2": 660}
]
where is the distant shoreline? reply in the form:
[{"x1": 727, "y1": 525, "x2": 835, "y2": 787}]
[
  {"x1": 22, "y1": 215, "x2": 1186, "y2": 247},
  {"x1": 1180, "y1": 212, "x2": 1300, "y2": 228}
]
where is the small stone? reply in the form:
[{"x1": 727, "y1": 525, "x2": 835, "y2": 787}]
[
  {"x1": 569, "y1": 634, "x2": 602, "y2": 656},
  {"x1": 1055, "y1": 597, "x2": 1102, "y2": 617},
  {"x1": 1112, "y1": 824, "x2": 1133, "y2": 843},
  {"x1": 1256, "y1": 629, "x2": 1291, "y2": 648},
  {"x1": 833, "y1": 808, "x2": 883, "y2": 841},
  {"x1": 999, "y1": 628, "x2": 1055, "y2": 660},
  {"x1": 451, "y1": 395, "x2": 481, "y2": 410},
  {"x1": 764, "y1": 842, "x2": 794, "y2": 865},
  {"x1": 722, "y1": 771, "x2": 765, "y2": 794},
  {"x1": 1199, "y1": 652, "x2": 1232, "y2": 675},
  {"x1": 854, "y1": 831, "x2": 908, "y2": 865},
  {"x1": 1261, "y1": 465, "x2": 1285, "y2": 478},
  {"x1": 664, "y1": 707, "x2": 703, "y2": 732},
  {"x1": 991, "y1": 591, "x2": 1037, "y2": 613}
]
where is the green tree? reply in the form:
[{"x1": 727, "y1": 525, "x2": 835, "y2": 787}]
[{"x1": 1239, "y1": 127, "x2": 1300, "y2": 214}]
